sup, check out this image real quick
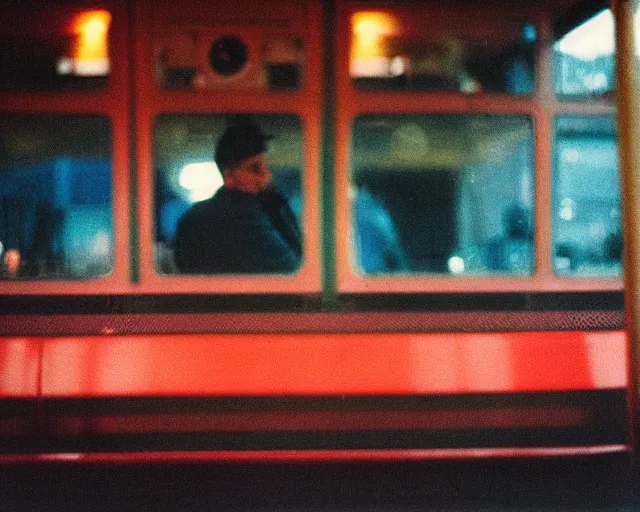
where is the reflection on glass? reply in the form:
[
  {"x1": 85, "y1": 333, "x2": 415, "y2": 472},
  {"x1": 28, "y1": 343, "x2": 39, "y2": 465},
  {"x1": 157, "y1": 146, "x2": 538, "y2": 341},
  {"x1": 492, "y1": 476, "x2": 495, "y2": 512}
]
[
  {"x1": 0, "y1": 3, "x2": 111, "y2": 91},
  {"x1": 154, "y1": 114, "x2": 303, "y2": 274},
  {"x1": 553, "y1": 116, "x2": 621, "y2": 276},
  {"x1": 554, "y1": 9, "x2": 616, "y2": 97},
  {"x1": 351, "y1": 115, "x2": 534, "y2": 275},
  {"x1": 554, "y1": 6, "x2": 640, "y2": 96},
  {"x1": 350, "y1": 9, "x2": 535, "y2": 94},
  {"x1": 0, "y1": 115, "x2": 113, "y2": 280}
]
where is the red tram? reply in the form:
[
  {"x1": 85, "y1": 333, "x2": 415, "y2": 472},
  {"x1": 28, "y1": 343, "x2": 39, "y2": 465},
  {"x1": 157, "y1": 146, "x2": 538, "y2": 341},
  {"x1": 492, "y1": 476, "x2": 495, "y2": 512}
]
[{"x1": 0, "y1": 0, "x2": 635, "y2": 461}]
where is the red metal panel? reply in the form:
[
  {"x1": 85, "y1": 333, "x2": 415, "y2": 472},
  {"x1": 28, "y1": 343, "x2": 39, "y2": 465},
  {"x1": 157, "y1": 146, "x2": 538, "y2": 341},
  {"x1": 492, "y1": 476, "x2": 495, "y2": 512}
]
[
  {"x1": 0, "y1": 338, "x2": 40, "y2": 398},
  {"x1": 37, "y1": 331, "x2": 626, "y2": 398}
]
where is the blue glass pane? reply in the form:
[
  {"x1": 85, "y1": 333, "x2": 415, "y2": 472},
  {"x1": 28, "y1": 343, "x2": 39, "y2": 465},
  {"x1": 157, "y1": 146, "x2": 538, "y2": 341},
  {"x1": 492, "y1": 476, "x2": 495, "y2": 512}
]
[
  {"x1": 0, "y1": 115, "x2": 113, "y2": 279},
  {"x1": 553, "y1": 115, "x2": 621, "y2": 276},
  {"x1": 351, "y1": 115, "x2": 534, "y2": 275}
]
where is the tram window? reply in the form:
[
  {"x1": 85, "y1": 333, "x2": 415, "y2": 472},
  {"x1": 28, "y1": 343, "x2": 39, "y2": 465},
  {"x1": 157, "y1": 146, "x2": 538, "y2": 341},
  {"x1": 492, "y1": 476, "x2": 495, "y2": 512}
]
[
  {"x1": 350, "y1": 10, "x2": 535, "y2": 94},
  {"x1": 156, "y1": 30, "x2": 304, "y2": 91},
  {"x1": 0, "y1": 115, "x2": 113, "y2": 280},
  {"x1": 553, "y1": 115, "x2": 621, "y2": 276},
  {"x1": 351, "y1": 115, "x2": 534, "y2": 275},
  {"x1": 154, "y1": 114, "x2": 303, "y2": 275},
  {"x1": 553, "y1": 9, "x2": 615, "y2": 98},
  {"x1": 0, "y1": 3, "x2": 111, "y2": 91}
]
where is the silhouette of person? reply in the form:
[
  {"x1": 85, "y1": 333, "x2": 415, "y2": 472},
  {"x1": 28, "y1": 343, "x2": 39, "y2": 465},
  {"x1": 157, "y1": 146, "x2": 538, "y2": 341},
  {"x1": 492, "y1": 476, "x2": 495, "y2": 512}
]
[
  {"x1": 174, "y1": 122, "x2": 302, "y2": 274},
  {"x1": 352, "y1": 187, "x2": 408, "y2": 274}
]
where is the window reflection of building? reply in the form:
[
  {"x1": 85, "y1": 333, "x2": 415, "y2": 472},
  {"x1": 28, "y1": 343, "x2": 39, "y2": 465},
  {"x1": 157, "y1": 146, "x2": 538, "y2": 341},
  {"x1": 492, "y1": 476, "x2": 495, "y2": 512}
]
[
  {"x1": 0, "y1": 162, "x2": 113, "y2": 280},
  {"x1": 24, "y1": 202, "x2": 64, "y2": 277},
  {"x1": 551, "y1": 9, "x2": 640, "y2": 97},
  {"x1": 454, "y1": 135, "x2": 534, "y2": 275}
]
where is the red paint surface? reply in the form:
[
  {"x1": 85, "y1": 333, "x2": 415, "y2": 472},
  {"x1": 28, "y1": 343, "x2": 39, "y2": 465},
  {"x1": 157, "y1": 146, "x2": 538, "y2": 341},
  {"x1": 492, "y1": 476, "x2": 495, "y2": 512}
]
[
  {"x1": 0, "y1": 338, "x2": 40, "y2": 397},
  {"x1": 25, "y1": 330, "x2": 627, "y2": 398}
]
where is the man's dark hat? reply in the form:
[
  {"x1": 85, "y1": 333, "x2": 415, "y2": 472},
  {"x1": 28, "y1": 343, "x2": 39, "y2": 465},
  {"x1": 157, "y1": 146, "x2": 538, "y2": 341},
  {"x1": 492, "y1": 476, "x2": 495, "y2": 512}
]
[{"x1": 215, "y1": 122, "x2": 273, "y2": 169}]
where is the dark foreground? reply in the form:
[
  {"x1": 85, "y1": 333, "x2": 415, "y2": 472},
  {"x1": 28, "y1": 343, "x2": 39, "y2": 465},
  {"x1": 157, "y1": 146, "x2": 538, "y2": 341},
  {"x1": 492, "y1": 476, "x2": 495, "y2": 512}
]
[{"x1": 1, "y1": 453, "x2": 639, "y2": 511}]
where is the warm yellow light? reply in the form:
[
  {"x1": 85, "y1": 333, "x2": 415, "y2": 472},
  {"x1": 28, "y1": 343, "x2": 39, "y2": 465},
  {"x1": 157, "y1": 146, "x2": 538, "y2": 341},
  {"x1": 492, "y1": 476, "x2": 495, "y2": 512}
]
[
  {"x1": 71, "y1": 10, "x2": 112, "y2": 75},
  {"x1": 4, "y1": 249, "x2": 21, "y2": 278},
  {"x1": 351, "y1": 11, "x2": 400, "y2": 77},
  {"x1": 352, "y1": 11, "x2": 399, "y2": 59}
]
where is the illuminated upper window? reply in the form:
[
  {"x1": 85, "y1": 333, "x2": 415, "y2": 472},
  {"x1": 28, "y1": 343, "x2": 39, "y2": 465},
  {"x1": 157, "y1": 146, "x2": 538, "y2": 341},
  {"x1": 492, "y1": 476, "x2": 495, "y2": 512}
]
[
  {"x1": 350, "y1": 12, "x2": 402, "y2": 79},
  {"x1": 349, "y1": 9, "x2": 536, "y2": 94},
  {"x1": 0, "y1": 4, "x2": 111, "y2": 91},
  {"x1": 67, "y1": 10, "x2": 112, "y2": 77}
]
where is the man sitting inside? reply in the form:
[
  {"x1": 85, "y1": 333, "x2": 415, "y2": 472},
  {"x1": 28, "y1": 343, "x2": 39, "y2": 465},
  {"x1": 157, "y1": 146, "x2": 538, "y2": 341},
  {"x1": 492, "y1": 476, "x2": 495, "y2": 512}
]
[{"x1": 174, "y1": 122, "x2": 302, "y2": 274}]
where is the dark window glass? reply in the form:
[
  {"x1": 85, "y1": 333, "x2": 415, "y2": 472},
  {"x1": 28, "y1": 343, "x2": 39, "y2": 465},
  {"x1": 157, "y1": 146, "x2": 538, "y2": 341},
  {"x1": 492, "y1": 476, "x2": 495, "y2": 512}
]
[
  {"x1": 156, "y1": 29, "x2": 303, "y2": 91},
  {"x1": 0, "y1": 2, "x2": 111, "y2": 91},
  {"x1": 350, "y1": 10, "x2": 535, "y2": 94},
  {"x1": 351, "y1": 115, "x2": 534, "y2": 275},
  {"x1": 154, "y1": 114, "x2": 303, "y2": 275},
  {"x1": 553, "y1": 115, "x2": 621, "y2": 276},
  {"x1": 0, "y1": 115, "x2": 113, "y2": 279}
]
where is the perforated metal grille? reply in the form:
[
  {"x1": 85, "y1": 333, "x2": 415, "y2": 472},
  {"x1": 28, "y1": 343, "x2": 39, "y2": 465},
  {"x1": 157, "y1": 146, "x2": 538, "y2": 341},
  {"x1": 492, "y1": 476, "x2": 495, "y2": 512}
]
[{"x1": 0, "y1": 310, "x2": 625, "y2": 336}]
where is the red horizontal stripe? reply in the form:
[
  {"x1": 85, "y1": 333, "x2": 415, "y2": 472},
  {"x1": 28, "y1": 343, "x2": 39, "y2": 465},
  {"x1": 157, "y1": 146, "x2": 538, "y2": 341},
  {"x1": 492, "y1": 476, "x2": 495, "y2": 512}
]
[
  {"x1": 48, "y1": 406, "x2": 592, "y2": 435},
  {"x1": 37, "y1": 331, "x2": 626, "y2": 397},
  {"x1": 0, "y1": 445, "x2": 629, "y2": 465},
  {"x1": 1, "y1": 331, "x2": 627, "y2": 399}
]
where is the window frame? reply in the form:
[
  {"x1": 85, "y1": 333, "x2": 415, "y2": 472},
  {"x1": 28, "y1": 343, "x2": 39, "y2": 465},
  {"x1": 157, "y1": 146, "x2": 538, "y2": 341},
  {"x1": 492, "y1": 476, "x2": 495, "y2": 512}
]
[
  {"x1": 0, "y1": 0, "x2": 132, "y2": 295},
  {"x1": 133, "y1": 0, "x2": 323, "y2": 294},
  {"x1": 334, "y1": 2, "x2": 622, "y2": 293}
]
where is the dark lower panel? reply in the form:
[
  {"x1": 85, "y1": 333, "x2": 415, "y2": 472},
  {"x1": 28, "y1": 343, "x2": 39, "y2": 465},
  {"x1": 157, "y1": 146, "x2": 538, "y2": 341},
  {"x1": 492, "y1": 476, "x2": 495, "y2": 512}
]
[
  {"x1": 40, "y1": 425, "x2": 627, "y2": 454},
  {"x1": 1, "y1": 390, "x2": 628, "y2": 454},
  {"x1": 0, "y1": 400, "x2": 39, "y2": 454}
]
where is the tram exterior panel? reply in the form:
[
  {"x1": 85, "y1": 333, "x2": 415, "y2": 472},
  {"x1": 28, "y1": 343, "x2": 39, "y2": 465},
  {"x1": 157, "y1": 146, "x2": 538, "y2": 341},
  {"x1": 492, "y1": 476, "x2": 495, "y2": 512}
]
[{"x1": 0, "y1": 0, "x2": 630, "y2": 460}]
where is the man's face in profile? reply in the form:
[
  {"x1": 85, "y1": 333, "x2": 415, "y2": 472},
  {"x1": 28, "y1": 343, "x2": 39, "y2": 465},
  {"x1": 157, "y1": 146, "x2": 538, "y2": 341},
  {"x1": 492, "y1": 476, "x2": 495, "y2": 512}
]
[{"x1": 224, "y1": 153, "x2": 272, "y2": 195}]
